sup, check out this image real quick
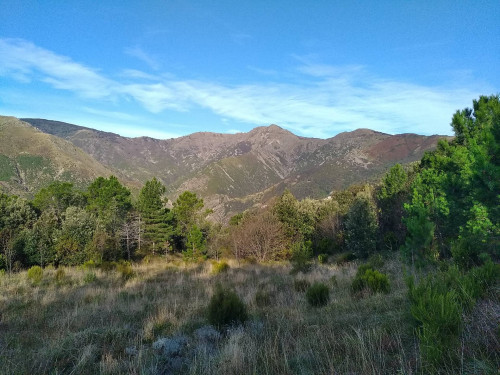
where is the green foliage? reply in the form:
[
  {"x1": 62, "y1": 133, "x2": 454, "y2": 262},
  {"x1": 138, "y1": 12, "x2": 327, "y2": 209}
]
[
  {"x1": 83, "y1": 272, "x2": 97, "y2": 283},
  {"x1": 183, "y1": 224, "x2": 206, "y2": 261},
  {"x1": 27, "y1": 265, "x2": 43, "y2": 285},
  {"x1": 33, "y1": 181, "x2": 85, "y2": 214},
  {"x1": 207, "y1": 285, "x2": 248, "y2": 329},
  {"x1": 406, "y1": 261, "x2": 499, "y2": 368},
  {"x1": 345, "y1": 195, "x2": 378, "y2": 258},
  {"x1": 173, "y1": 191, "x2": 204, "y2": 232},
  {"x1": 317, "y1": 253, "x2": 328, "y2": 264},
  {"x1": 293, "y1": 279, "x2": 310, "y2": 292},
  {"x1": 334, "y1": 252, "x2": 357, "y2": 265},
  {"x1": 137, "y1": 178, "x2": 172, "y2": 255},
  {"x1": 212, "y1": 261, "x2": 229, "y2": 275},
  {"x1": 351, "y1": 264, "x2": 390, "y2": 294},
  {"x1": 290, "y1": 240, "x2": 313, "y2": 273},
  {"x1": 305, "y1": 282, "x2": 330, "y2": 307},
  {"x1": 116, "y1": 261, "x2": 134, "y2": 280},
  {"x1": 54, "y1": 268, "x2": 66, "y2": 283}
]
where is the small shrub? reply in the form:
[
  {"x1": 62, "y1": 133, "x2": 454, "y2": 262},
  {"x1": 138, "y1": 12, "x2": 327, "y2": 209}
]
[
  {"x1": 83, "y1": 272, "x2": 97, "y2": 284},
  {"x1": 116, "y1": 261, "x2": 134, "y2": 280},
  {"x1": 306, "y1": 282, "x2": 330, "y2": 307},
  {"x1": 334, "y1": 252, "x2": 357, "y2": 265},
  {"x1": 317, "y1": 254, "x2": 328, "y2": 264},
  {"x1": 54, "y1": 268, "x2": 66, "y2": 283},
  {"x1": 294, "y1": 279, "x2": 310, "y2": 292},
  {"x1": 351, "y1": 264, "x2": 390, "y2": 294},
  {"x1": 207, "y1": 285, "x2": 247, "y2": 329},
  {"x1": 27, "y1": 265, "x2": 43, "y2": 285},
  {"x1": 212, "y1": 261, "x2": 229, "y2": 275},
  {"x1": 82, "y1": 259, "x2": 97, "y2": 270}
]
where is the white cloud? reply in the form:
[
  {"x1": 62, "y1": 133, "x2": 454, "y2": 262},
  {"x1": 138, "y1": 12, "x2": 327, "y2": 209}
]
[
  {"x1": 124, "y1": 46, "x2": 160, "y2": 71},
  {"x1": 0, "y1": 38, "x2": 489, "y2": 138}
]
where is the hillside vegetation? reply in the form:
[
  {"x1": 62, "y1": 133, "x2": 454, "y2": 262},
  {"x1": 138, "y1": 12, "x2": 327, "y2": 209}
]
[{"x1": 0, "y1": 95, "x2": 499, "y2": 374}]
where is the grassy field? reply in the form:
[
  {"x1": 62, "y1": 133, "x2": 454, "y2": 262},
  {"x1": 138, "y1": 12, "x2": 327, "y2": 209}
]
[{"x1": 0, "y1": 257, "x2": 497, "y2": 374}]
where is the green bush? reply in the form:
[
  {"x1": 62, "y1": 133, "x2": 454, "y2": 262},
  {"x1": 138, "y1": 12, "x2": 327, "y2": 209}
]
[
  {"x1": 82, "y1": 260, "x2": 97, "y2": 270},
  {"x1": 334, "y1": 252, "x2": 357, "y2": 265},
  {"x1": 294, "y1": 279, "x2": 310, "y2": 292},
  {"x1": 116, "y1": 261, "x2": 134, "y2": 280},
  {"x1": 54, "y1": 268, "x2": 66, "y2": 283},
  {"x1": 351, "y1": 264, "x2": 390, "y2": 294},
  {"x1": 306, "y1": 282, "x2": 330, "y2": 307},
  {"x1": 317, "y1": 254, "x2": 328, "y2": 264},
  {"x1": 212, "y1": 261, "x2": 229, "y2": 275},
  {"x1": 27, "y1": 265, "x2": 43, "y2": 285},
  {"x1": 207, "y1": 285, "x2": 248, "y2": 328},
  {"x1": 83, "y1": 272, "x2": 97, "y2": 284},
  {"x1": 290, "y1": 240, "x2": 313, "y2": 274}
]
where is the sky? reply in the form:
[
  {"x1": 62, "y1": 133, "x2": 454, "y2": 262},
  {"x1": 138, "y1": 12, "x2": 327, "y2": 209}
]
[{"x1": 0, "y1": 1, "x2": 498, "y2": 139}]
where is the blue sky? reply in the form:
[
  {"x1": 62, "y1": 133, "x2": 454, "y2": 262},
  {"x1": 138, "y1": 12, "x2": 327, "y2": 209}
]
[{"x1": 0, "y1": 1, "x2": 498, "y2": 139}]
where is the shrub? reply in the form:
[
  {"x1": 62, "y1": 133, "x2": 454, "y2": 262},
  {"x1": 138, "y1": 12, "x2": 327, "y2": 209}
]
[
  {"x1": 334, "y1": 252, "x2": 357, "y2": 265},
  {"x1": 82, "y1": 259, "x2": 97, "y2": 270},
  {"x1": 212, "y1": 261, "x2": 229, "y2": 275},
  {"x1": 54, "y1": 268, "x2": 66, "y2": 283},
  {"x1": 116, "y1": 261, "x2": 134, "y2": 280},
  {"x1": 317, "y1": 254, "x2": 328, "y2": 264},
  {"x1": 290, "y1": 240, "x2": 313, "y2": 274},
  {"x1": 83, "y1": 272, "x2": 97, "y2": 284},
  {"x1": 351, "y1": 264, "x2": 390, "y2": 294},
  {"x1": 27, "y1": 265, "x2": 43, "y2": 285},
  {"x1": 207, "y1": 285, "x2": 247, "y2": 329},
  {"x1": 294, "y1": 279, "x2": 310, "y2": 292},
  {"x1": 306, "y1": 282, "x2": 330, "y2": 307}
]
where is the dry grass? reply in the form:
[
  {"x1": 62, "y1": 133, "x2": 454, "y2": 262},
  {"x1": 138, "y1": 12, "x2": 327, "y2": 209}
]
[{"x1": 0, "y1": 257, "x2": 496, "y2": 374}]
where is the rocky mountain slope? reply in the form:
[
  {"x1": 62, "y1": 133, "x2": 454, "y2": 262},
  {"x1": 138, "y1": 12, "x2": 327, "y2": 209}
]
[{"x1": 19, "y1": 118, "x2": 448, "y2": 219}]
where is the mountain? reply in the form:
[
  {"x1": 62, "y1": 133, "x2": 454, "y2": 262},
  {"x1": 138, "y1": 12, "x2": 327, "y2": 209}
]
[
  {"x1": 20, "y1": 118, "x2": 448, "y2": 219},
  {"x1": 0, "y1": 116, "x2": 136, "y2": 196}
]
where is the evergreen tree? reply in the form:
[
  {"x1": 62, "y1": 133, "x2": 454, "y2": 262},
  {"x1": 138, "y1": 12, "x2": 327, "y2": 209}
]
[
  {"x1": 137, "y1": 178, "x2": 172, "y2": 255},
  {"x1": 345, "y1": 194, "x2": 378, "y2": 258}
]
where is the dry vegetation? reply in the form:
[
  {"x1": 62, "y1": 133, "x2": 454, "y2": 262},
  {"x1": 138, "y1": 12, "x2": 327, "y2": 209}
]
[{"x1": 0, "y1": 257, "x2": 498, "y2": 374}]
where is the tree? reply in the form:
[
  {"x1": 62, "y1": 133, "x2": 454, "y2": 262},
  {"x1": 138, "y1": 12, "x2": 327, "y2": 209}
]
[
  {"x1": 172, "y1": 191, "x2": 205, "y2": 233},
  {"x1": 137, "y1": 178, "x2": 172, "y2": 255},
  {"x1": 87, "y1": 176, "x2": 131, "y2": 233},
  {"x1": 345, "y1": 194, "x2": 378, "y2": 258},
  {"x1": 184, "y1": 224, "x2": 206, "y2": 261},
  {"x1": 33, "y1": 181, "x2": 86, "y2": 215}
]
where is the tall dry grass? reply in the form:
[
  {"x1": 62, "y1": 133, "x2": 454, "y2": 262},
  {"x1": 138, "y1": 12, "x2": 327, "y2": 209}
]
[{"x1": 0, "y1": 256, "x2": 497, "y2": 374}]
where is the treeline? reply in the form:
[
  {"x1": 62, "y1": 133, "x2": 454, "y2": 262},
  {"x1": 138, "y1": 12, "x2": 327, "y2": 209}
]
[
  {"x1": 0, "y1": 176, "x2": 212, "y2": 271},
  {"x1": 0, "y1": 95, "x2": 498, "y2": 273}
]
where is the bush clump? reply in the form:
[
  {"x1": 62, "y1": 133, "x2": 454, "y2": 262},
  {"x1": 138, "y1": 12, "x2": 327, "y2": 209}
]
[
  {"x1": 306, "y1": 282, "x2": 330, "y2": 307},
  {"x1": 54, "y1": 268, "x2": 66, "y2": 283},
  {"x1": 255, "y1": 288, "x2": 272, "y2": 308},
  {"x1": 351, "y1": 264, "x2": 390, "y2": 294},
  {"x1": 116, "y1": 261, "x2": 134, "y2": 280},
  {"x1": 212, "y1": 261, "x2": 230, "y2": 275},
  {"x1": 83, "y1": 272, "x2": 97, "y2": 284},
  {"x1": 207, "y1": 285, "x2": 247, "y2": 329},
  {"x1": 27, "y1": 265, "x2": 43, "y2": 285},
  {"x1": 317, "y1": 254, "x2": 328, "y2": 264}
]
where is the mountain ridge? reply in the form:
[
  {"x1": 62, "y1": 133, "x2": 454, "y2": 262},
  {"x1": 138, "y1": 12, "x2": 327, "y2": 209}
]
[{"x1": 12, "y1": 117, "x2": 451, "y2": 219}]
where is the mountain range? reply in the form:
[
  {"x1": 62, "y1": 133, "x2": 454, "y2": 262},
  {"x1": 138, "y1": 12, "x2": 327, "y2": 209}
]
[{"x1": 0, "y1": 116, "x2": 449, "y2": 220}]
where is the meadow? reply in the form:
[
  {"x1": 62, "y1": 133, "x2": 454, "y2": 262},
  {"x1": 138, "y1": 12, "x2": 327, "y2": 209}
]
[{"x1": 1, "y1": 256, "x2": 497, "y2": 374}]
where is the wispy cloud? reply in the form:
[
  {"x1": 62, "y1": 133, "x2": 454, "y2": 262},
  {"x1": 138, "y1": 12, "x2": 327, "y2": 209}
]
[
  {"x1": 0, "y1": 38, "x2": 489, "y2": 138},
  {"x1": 124, "y1": 46, "x2": 160, "y2": 71}
]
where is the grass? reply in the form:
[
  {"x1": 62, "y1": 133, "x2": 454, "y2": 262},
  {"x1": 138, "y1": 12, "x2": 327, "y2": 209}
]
[{"x1": 0, "y1": 257, "x2": 497, "y2": 374}]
